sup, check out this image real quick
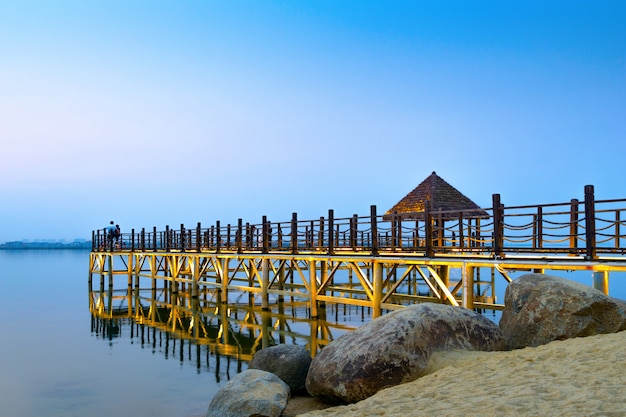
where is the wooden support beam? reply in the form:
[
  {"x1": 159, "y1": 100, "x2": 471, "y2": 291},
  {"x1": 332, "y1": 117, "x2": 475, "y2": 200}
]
[
  {"x1": 462, "y1": 264, "x2": 474, "y2": 309},
  {"x1": 373, "y1": 261, "x2": 383, "y2": 318},
  {"x1": 261, "y1": 257, "x2": 269, "y2": 311},
  {"x1": 309, "y1": 259, "x2": 318, "y2": 318}
]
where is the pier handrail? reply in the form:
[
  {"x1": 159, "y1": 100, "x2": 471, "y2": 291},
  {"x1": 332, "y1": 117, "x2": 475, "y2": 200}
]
[{"x1": 92, "y1": 185, "x2": 626, "y2": 262}]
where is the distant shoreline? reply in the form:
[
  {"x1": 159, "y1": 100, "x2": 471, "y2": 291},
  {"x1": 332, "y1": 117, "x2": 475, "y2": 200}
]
[{"x1": 0, "y1": 242, "x2": 91, "y2": 250}]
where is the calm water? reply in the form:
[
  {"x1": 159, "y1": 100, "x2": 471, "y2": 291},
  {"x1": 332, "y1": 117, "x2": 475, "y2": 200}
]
[
  {"x1": 1, "y1": 250, "x2": 624, "y2": 417},
  {"x1": 0, "y1": 250, "x2": 234, "y2": 417},
  {"x1": 0, "y1": 249, "x2": 366, "y2": 417}
]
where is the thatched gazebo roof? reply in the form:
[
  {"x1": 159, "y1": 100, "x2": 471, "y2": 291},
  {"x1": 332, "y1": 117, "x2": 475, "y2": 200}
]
[{"x1": 384, "y1": 171, "x2": 488, "y2": 220}]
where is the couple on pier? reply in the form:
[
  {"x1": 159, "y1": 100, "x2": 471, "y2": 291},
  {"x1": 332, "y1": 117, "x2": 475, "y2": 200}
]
[{"x1": 105, "y1": 221, "x2": 121, "y2": 246}]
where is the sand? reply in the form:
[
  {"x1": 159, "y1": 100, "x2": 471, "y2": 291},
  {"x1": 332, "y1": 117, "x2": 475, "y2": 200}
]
[{"x1": 293, "y1": 331, "x2": 626, "y2": 417}]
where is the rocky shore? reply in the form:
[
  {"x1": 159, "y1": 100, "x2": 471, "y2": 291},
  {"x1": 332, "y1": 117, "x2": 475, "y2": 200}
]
[
  {"x1": 205, "y1": 274, "x2": 626, "y2": 416},
  {"x1": 295, "y1": 329, "x2": 626, "y2": 416}
]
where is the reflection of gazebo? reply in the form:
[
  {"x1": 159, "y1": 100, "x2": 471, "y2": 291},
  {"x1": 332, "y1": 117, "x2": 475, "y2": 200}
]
[{"x1": 384, "y1": 171, "x2": 487, "y2": 220}]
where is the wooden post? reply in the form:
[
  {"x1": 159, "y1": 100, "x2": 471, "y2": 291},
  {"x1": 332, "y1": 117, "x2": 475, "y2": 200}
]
[
  {"x1": 462, "y1": 264, "x2": 474, "y2": 309},
  {"x1": 237, "y1": 219, "x2": 243, "y2": 253},
  {"x1": 424, "y1": 200, "x2": 433, "y2": 257},
  {"x1": 616, "y1": 211, "x2": 621, "y2": 249},
  {"x1": 373, "y1": 261, "x2": 383, "y2": 318},
  {"x1": 107, "y1": 254, "x2": 113, "y2": 290},
  {"x1": 536, "y1": 206, "x2": 543, "y2": 249},
  {"x1": 318, "y1": 217, "x2": 324, "y2": 249},
  {"x1": 134, "y1": 254, "x2": 140, "y2": 289},
  {"x1": 180, "y1": 224, "x2": 185, "y2": 251},
  {"x1": 107, "y1": 254, "x2": 113, "y2": 313},
  {"x1": 278, "y1": 259, "x2": 285, "y2": 304},
  {"x1": 196, "y1": 222, "x2": 201, "y2": 252},
  {"x1": 351, "y1": 214, "x2": 358, "y2": 250},
  {"x1": 390, "y1": 211, "x2": 397, "y2": 251},
  {"x1": 396, "y1": 212, "x2": 402, "y2": 250},
  {"x1": 261, "y1": 311, "x2": 271, "y2": 349},
  {"x1": 262, "y1": 216, "x2": 268, "y2": 254},
  {"x1": 320, "y1": 261, "x2": 328, "y2": 311},
  {"x1": 220, "y1": 257, "x2": 229, "y2": 304},
  {"x1": 171, "y1": 255, "x2": 179, "y2": 296},
  {"x1": 310, "y1": 316, "x2": 320, "y2": 358},
  {"x1": 309, "y1": 259, "x2": 318, "y2": 318},
  {"x1": 151, "y1": 256, "x2": 157, "y2": 293},
  {"x1": 291, "y1": 212, "x2": 298, "y2": 254},
  {"x1": 584, "y1": 185, "x2": 596, "y2": 260},
  {"x1": 570, "y1": 199, "x2": 579, "y2": 254},
  {"x1": 328, "y1": 209, "x2": 334, "y2": 255},
  {"x1": 165, "y1": 225, "x2": 170, "y2": 252},
  {"x1": 127, "y1": 254, "x2": 133, "y2": 288},
  {"x1": 261, "y1": 257, "x2": 269, "y2": 310},
  {"x1": 88, "y1": 253, "x2": 94, "y2": 289},
  {"x1": 220, "y1": 302, "x2": 229, "y2": 345},
  {"x1": 308, "y1": 220, "x2": 314, "y2": 248},
  {"x1": 215, "y1": 221, "x2": 221, "y2": 253},
  {"x1": 458, "y1": 212, "x2": 465, "y2": 249},
  {"x1": 436, "y1": 212, "x2": 443, "y2": 248},
  {"x1": 492, "y1": 194, "x2": 503, "y2": 258},
  {"x1": 370, "y1": 205, "x2": 378, "y2": 255},
  {"x1": 152, "y1": 226, "x2": 157, "y2": 251},
  {"x1": 100, "y1": 261, "x2": 105, "y2": 302},
  {"x1": 192, "y1": 255, "x2": 199, "y2": 299}
]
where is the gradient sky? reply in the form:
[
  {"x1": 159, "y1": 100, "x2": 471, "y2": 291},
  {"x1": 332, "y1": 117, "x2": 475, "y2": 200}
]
[{"x1": 1, "y1": 1, "x2": 624, "y2": 242}]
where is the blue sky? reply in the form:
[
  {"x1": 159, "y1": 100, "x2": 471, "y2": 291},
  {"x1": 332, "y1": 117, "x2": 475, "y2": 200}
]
[{"x1": 0, "y1": 1, "x2": 624, "y2": 241}]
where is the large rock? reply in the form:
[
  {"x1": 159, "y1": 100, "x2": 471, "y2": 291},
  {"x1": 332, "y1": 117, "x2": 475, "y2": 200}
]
[
  {"x1": 613, "y1": 298, "x2": 626, "y2": 331},
  {"x1": 248, "y1": 344, "x2": 312, "y2": 392},
  {"x1": 305, "y1": 303, "x2": 504, "y2": 404},
  {"x1": 206, "y1": 369, "x2": 289, "y2": 417},
  {"x1": 499, "y1": 274, "x2": 626, "y2": 350}
]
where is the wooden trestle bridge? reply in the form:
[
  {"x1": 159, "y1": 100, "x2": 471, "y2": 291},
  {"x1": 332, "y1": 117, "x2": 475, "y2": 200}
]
[{"x1": 90, "y1": 185, "x2": 626, "y2": 327}]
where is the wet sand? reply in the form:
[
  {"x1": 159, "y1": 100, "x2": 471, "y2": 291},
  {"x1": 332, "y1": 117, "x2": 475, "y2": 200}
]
[{"x1": 294, "y1": 331, "x2": 626, "y2": 416}]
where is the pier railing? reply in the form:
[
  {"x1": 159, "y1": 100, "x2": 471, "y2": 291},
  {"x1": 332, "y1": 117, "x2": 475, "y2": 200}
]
[{"x1": 92, "y1": 185, "x2": 626, "y2": 261}]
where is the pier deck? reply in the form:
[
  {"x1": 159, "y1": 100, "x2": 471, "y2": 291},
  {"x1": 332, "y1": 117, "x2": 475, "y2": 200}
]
[{"x1": 89, "y1": 185, "x2": 626, "y2": 324}]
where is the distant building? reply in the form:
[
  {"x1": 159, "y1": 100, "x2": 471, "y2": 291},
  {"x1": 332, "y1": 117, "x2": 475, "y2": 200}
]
[{"x1": 0, "y1": 239, "x2": 92, "y2": 249}]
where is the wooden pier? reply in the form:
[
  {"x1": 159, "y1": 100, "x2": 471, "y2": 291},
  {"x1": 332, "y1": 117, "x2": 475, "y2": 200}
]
[{"x1": 89, "y1": 185, "x2": 626, "y2": 326}]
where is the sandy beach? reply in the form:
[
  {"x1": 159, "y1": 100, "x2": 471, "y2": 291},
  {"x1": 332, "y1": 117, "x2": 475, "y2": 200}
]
[{"x1": 292, "y1": 330, "x2": 626, "y2": 417}]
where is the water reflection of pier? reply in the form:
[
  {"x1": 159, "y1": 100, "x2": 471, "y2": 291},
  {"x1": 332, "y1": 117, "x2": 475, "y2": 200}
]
[{"x1": 89, "y1": 285, "x2": 368, "y2": 371}]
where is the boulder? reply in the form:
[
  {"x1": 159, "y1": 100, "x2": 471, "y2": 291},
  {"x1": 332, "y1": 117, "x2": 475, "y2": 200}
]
[
  {"x1": 305, "y1": 302, "x2": 504, "y2": 404},
  {"x1": 206, "y1": 369, "x2": 290, "y2": 417},
  {"x1": 612, "y1": 297, "x2": 626, "y2": 331},
  {"x1": 499, "y1": 274, "x2": 626, "y2": 350},
  {"x1": 248, "y1": 344, "x2": 312, "y2": 392}
]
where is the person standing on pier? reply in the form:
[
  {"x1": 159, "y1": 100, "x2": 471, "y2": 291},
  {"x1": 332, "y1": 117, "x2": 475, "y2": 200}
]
[
  {"x1": 104, "y1": 221, "x2": 116, "y2": 246},
  {"x1": 105, "y1": 221, "x2": 116, "y2": 235},
  {"x1": 113, "y1": 224, "x2": 121, "y2": 247}
]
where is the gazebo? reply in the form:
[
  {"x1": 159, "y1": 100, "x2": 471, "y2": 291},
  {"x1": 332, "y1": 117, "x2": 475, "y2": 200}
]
[{"x1": 384, "y1": 171, "x2": 487, "y2": 220}]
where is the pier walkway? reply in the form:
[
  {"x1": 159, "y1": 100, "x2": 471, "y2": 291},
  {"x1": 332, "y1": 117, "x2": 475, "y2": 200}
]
[{"x1": 89, "y1": 185, "x2": 626, "y2": 326}]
